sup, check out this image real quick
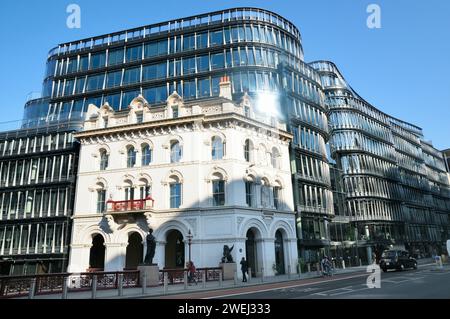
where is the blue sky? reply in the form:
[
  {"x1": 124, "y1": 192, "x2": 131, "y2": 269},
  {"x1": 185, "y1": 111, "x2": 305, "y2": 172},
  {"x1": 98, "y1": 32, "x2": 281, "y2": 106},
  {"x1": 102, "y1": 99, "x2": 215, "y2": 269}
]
[{"x1": 0, "y1": 0, "x2": 449, "y2": 149}]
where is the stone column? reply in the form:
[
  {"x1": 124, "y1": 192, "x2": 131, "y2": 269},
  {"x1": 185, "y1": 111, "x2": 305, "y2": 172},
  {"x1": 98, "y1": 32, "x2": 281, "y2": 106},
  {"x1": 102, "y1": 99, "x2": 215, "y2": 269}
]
[
  {"x1": 67, "y1": 244, "x2": 91, "y2": 273},
  {"x1": 104, "y1": 243, "x2": 127, "y2": 272}
]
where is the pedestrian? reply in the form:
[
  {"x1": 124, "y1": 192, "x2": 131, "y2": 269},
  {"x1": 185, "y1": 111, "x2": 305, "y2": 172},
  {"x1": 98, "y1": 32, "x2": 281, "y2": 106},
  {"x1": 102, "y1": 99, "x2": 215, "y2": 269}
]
[
  {"x1": 187, "y1": 261, "x2": 197, "y2": 285},
  {"x1": 240, "y1": 257, "x2": 248, "y2": 282}
]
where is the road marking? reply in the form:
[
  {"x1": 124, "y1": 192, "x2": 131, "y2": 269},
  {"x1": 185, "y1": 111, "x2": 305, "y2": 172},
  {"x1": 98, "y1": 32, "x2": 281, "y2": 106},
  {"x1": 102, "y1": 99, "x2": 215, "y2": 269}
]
[
  {"x1": 202, "y1": 273, "x2": 368, "y2": 299},
  {"x1": 313, "y1": 286, "x2": 354, "y2": 296}
]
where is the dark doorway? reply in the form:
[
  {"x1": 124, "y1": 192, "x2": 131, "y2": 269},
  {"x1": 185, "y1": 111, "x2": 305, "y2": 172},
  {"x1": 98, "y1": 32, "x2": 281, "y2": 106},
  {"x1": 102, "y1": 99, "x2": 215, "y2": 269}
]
[
  {"x1": 89, "y1": 234, "x2": 105, "y2": 271},
  {"x1": 246, "y1": 229, "x2": 257, "y2": 277},
  {"x1": 275, "y1": 230, "x2": 286, "y2": 275},
  {"x1": 165, "y1": 230, "x2": 184, "y2": 269},
  {"x1": 0, "y1": 262, "x2": 11, "y2": 276},
  {"x1": 125, "y1": 233, "x2": 143, "y2": 270}
]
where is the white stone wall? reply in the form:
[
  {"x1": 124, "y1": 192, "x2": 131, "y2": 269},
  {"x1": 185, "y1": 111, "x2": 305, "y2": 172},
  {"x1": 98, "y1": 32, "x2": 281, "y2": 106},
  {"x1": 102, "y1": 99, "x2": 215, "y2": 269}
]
[{"x1": 68, "y1": 92, "x2": 298, "y2": 277}]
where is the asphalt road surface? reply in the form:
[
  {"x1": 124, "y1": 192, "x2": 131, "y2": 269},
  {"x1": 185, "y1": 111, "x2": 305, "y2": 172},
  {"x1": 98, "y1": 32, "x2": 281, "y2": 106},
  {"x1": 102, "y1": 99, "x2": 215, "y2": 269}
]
[
  {"x1": 157, "y1": 265, "x2": 450, "y2": 299},
  {"x1": 216, "y1": 265, "x2": 450, "y2": 299}
]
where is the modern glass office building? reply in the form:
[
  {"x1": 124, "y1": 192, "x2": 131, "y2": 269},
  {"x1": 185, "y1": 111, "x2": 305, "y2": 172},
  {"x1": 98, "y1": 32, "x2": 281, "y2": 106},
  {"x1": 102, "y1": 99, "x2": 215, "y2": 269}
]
[
  {"x1": 312, "y1": 61, "x2": 450, "y2": 262},
  {"x1": 0, "y1": 124, "x2": 80, "y2": 275}
]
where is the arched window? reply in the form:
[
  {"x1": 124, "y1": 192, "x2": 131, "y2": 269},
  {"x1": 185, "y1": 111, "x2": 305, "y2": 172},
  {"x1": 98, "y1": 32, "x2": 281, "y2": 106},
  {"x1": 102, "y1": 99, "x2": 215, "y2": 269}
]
[
  {"x1": 96, "y1": 183, "x2": 106, "y2": 213},
  {"x1": 211, "y1": 136, "x2": 224, "y2": 160},
  {"x1": 124, "y1": 180, "x2": 134, "y2": 201},
  {"x1": 169, "y1": 175, "x2": 182, "y2": 209},
  {"x1": 170, "y1": 141, "x2": 182, "y2": 163},
  {"x1": 244, "y1": 139, "x2": 253, "y2": 162},
  {"x1": 211, "y1": 173, "x2": 225, "y2": 206},
  {"x1": 245, "y1": 178, "x2": 255, "y2": 207},
  {"x1": 127, "y1": 146, "x2": 136, "y2": 168},
  {"x1": 271, "y1": 148, "x2": 280, "y2": 169},
  {"x1": 141, "y1": 144, "x2": 152, "y2": 166},
  {"x1": 261, "y1": 179, "x2": 272, "y2": 208},
  {"x1": 139, "y1": 178, "x2": 152, "y2": 199},
  {"x1": 99, "y1": 149, "x2": 109, "y2": 171},
  {"x1": 273, "y1": 182, "x2": 282, "y2": 210}
]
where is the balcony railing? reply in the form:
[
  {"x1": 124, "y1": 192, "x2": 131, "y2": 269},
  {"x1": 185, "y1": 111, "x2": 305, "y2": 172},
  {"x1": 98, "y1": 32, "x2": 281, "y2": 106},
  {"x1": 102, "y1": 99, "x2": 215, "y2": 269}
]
[{"x1": 107, "y1": 197, "x2": 154, "y2": 212}]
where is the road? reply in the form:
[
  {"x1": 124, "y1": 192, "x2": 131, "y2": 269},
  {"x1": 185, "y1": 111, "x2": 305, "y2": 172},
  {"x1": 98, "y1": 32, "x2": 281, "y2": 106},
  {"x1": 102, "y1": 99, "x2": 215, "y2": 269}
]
[{"x1": 156, "y1": 265, "x2": 450, "y2": 299}]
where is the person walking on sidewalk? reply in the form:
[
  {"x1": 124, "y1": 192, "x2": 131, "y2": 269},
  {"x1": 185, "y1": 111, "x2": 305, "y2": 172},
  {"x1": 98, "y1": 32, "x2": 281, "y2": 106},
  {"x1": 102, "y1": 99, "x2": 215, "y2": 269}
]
[
  {"x1": 240, "y1": 257, "x2": 249, "y2": 282},
  {"x1": 187, "y1": 261, "x2": 197, "y2": 285}
]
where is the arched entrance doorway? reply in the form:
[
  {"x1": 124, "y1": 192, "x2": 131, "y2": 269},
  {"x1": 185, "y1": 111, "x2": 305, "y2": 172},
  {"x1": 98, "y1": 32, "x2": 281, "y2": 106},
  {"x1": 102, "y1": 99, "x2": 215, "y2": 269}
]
[
  {"x1": 89, "y1": 234, "x2": 105, "y2": 271},
  {"x1": 245, "y1": 229, "x2": 258, "y2": 277},
  {"x1": 165, "y1": 230, "x2": 185, "y2": 269},
  {"x1": 274, "y1": 230, "x2": 286, "y2": 275},
  {"x1": 125, "y1": 233, "x2": 143, "y2": 270}
]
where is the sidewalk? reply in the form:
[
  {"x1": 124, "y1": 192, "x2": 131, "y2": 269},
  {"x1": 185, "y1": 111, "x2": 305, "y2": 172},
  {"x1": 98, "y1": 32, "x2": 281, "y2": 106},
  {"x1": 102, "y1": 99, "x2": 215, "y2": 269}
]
[
  {"x1": 25, "y1": 265, "x2": 369, "y2": 300},
  {"x1": 20, "y1": 258, "x2": 441, "y2": 299}
]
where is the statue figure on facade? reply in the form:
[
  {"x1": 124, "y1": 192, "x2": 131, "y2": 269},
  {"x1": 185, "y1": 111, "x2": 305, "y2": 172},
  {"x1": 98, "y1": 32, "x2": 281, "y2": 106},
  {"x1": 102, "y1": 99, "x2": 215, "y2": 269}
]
[
  {"x1": 221, "y1": 245, "x2": 234, "y2": 263},
  {"x1": 104, "y1": 215, "x2": 118, "y2": 232},
  {"x1": 144, "y1": 229, "x2": 157, "y2": 265}
]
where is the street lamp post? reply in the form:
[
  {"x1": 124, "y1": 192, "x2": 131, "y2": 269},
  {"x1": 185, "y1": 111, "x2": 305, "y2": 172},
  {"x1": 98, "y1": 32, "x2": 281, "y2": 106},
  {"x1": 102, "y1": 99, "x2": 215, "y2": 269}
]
[{"x1": 187, "y1": 230, "x2": 193, "y2": 263}]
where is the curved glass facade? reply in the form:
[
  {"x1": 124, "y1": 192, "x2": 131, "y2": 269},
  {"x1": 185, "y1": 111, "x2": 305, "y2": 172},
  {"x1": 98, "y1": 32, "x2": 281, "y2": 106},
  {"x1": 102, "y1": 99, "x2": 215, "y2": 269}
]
[
  {"x1": 26, "y1": 8, "x2": 307, "y2": 126},
  {"x1": 312, "y1": 60, "x2": 450, "y2": 259}
]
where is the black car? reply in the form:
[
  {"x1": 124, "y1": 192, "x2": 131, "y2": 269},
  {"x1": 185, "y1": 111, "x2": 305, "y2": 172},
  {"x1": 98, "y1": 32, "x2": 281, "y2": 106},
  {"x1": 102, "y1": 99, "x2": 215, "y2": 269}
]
[{"x1": 379, "y1": 250, "x2": 418, "y2": 272}]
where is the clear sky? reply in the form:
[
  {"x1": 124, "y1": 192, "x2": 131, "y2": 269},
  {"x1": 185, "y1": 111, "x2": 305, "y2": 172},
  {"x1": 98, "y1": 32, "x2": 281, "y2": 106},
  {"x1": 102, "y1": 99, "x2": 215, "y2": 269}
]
[{"x1": 0, "y1": 0, "x2": 449, "y2": 149}]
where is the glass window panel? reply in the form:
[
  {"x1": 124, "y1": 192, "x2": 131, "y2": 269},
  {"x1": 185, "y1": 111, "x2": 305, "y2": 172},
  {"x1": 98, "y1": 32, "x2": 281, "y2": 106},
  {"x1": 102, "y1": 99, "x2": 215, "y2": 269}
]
[
  {"x1": 198, "y1": 78, "x2": 210, "y2": 97},
  {"x1": 106, "y1": 70, "x2": 122, "y2": 88},
  {"x1": 79, "y1": 56, "x2": 89, "y2": 72},
  {"x1": 90, "y1": 52, "x2": 106, "y2": 70},
  {"x1": 108, "y1": 48, "x2": 124, "y2": 66},
  {"x1": 182, "y1": 34, "x2": 195, "y2": 51},
  {"x1": 143, "y1": 62, "x2": 167, "y2": 81},
  {"x1": 197, "y1": 55, "x2": 210, "y2": 72},
  {"x1": 74, "y1": 77, "x2": 86, "y2": 94},
  {"x1": 196, "y1": 32, "x2": 208, "y2": 49},
  {"x1": 210, "y1": 52, "x2": 224, "y2": 70},
  {"x1": 123, "y1": 67, "x2": 141, "y2": 85},
  {"x1": 182, "y1": 80, "x2": 196, "y2": 99},
  {"x1": 209, "y1": 30, "x2": 223, "y2": 47},
  {"x1": 126, "y1": 45, "x2": 142, "y2": 62},
  {"x1": 86, "y1": 74, "x2": 105, "y2": 92},
  {"x1": 183, "y1": 57, "x2": 196, "y2": 75},
  {"x1": 121, "y1": 90, "x2": 140, "y2": 108}
]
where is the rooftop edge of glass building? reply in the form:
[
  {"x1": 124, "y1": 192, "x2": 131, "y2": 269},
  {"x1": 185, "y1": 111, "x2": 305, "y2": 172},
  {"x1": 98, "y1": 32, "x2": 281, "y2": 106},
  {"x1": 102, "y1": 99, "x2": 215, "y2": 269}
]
[
  {"x1": 311, "y1": 60, "x2": 450, "y2": 261},
  {"x1": 23, "y1": 7, "x2": 305, "y2": 128}
]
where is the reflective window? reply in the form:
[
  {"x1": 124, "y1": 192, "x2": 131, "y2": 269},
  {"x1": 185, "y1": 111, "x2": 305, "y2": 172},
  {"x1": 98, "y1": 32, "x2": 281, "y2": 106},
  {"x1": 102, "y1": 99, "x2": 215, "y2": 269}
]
[
  {"x1": 126, "y1": 45, "x2": 142, "y2": 62},
  {"x1": 196, "y1": 32, "x2": 208, "y2": 49},
  {"x1": 127, "y1": 146, "x2": 136, "y2": 168},
  {"x1": 106, "y1": 70, "x2": 122, "y2": 88},
  {"x1": 198, "y1": 78, "x2": 210, "y2": 97},
  {"x1": 212, "y1": 180, "x2": 225, "y2": 206},
  {"x1": 183, "y1": 80, "x2": 196, "y2": 99},
  {"x1": 86, "y1": 74, "x2": 105, "y2": 92},
  {"x1": 108, "y1": 48, "x2": 124, "y2": 66},
  {"x1": 79, "y1": 56, "x2": 89, "y2": 72},
  {"x1": 197, "y1": 55, "x2": 210, "y2": 72},
  {"x1": 210, "y1": 52, "x2": 224, "y2": 70},
  {"x1": 143, "y1": 86, "x2": 167, "y2": 104},
  {"x1": 104, "y1": 94, "x2": 121, "y2": 110},
  {"x1": 74, "y1": 77, "x2": 86, "y2": 94},
  {"x1": 122, "y1": 90, "x2": 140, "y2": 108},
  {"x1": 212, "y1": 136, "x2": 224, "y2": 160},
  {"x1": 123, "y1": 67, "x2": 141, "y2": 85},
  {"x1": 100, "y1": 150, "x2": 109, "y2": 171},
  {"x1": 183, "y1": 34, "x2": 195, "y2": 51},
  {"x1": 209, "y1": 30, "x2": 223, "y2": 47},
  {"x1": 170, "y1": 183, "x2": 182, "y2": 209},
  {"x1": 90, "y1": 52, "x2": 106, "y2": 70},
  {"x1": 143, "y1": 62, "x2": 166, "y2": 81},
  {"x1": 144, "y1": 39, "x2": 168, "y2": 58},
  {"x1": 141, "y1": 145, "x2": 152, "y2": 166},
  {"x1": 97, "y1": 190, "x2": 106, "y2": 213},
  {"x1": 170, "y1": 141, "x2": 182, "y2": 163},
  {"x1": 183, "y1": 57, "x2": 196, "y2": 75}
]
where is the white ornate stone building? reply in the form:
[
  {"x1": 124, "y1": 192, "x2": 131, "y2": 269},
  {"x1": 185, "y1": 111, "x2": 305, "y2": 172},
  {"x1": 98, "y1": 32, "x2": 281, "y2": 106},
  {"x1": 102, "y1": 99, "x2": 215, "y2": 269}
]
[{"x1": 67, "y1": 78, "x2": 298, "y2": 277}]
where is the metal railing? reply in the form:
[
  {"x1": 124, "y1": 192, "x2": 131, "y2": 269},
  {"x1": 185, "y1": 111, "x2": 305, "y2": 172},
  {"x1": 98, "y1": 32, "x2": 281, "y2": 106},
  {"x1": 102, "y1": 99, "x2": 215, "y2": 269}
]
[
  {"x1": 107, "y1": 197, "x2": 155, "y2": 212},
  {"x1": 0, "y1": 270, "x2": 139, "y2": 299},
  {"x1": 159, "y1": 268, "x2": 222, "y2": 285}
]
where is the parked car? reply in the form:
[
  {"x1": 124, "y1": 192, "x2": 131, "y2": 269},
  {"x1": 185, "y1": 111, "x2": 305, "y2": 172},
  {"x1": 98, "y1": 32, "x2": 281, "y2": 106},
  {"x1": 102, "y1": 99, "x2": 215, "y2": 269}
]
[{"x1": 379, "y1": 250, "x2": 417, "y2": 272}]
